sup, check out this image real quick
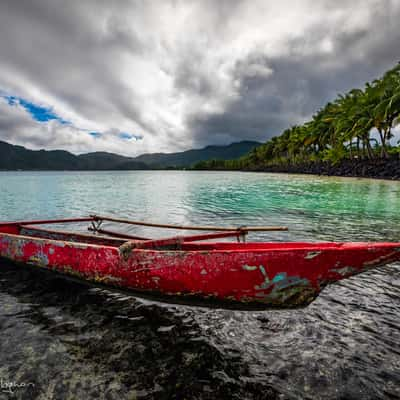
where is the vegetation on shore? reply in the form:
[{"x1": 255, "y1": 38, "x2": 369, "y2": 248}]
[{"x1": 193, "y1": 64, "x2": 400, "y2": 173}]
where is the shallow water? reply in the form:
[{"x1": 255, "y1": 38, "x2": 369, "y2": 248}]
[{"x1": 0, "y1": 171, "x2": 399, "y2": 399}]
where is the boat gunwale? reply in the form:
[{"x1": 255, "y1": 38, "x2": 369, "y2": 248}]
[
  {"x1": 2, "y1": 230, "x2": 400, "y2": 255},
  {"x1": 0, "y1": 231, "x2": 120, "y2": 252}
]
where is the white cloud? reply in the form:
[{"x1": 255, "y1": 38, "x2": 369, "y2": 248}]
[{"x1": 0, "y1": 0, "x2": 399, "y2": 154}]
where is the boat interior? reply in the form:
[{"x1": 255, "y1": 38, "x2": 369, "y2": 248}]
[{"x1": 0, "y1": 216, "x2": 347, "y2": 251}]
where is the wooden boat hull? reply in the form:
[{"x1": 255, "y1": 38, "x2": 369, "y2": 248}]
[{"x1": 1, "y1": 222, "x2": 400, "y2": 309}]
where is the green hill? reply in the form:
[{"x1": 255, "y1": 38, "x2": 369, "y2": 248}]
[
  {"x1": 0, "y1": 140, "x2": 260, "y2": 170},
  {"x1": 0, "y1": 141, "x2": 83, "y2": 170},
  {"x1": 133, "y1": 141, "x2": 261, "y2": 168}
]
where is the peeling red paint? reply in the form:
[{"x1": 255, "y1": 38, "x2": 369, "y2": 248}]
[{"x1": 1, "y1": 220, "x2": 400, "y2": 309}]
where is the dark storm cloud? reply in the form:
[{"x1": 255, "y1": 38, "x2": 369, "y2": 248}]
[
  {"x1": 0, "y1": 0, "x2": 399, "y2": 154},
  {"x1": 186, "y1": 2, "x2": 400, "y2": 146}
]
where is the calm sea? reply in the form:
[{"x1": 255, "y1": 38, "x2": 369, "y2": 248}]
[{"x1": 0, "y1": 171, "x2": 399, "y2": 399}]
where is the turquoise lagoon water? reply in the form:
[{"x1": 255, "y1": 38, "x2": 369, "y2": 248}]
[
  {"x1": 0, "y1": 171, "x2": 399, "y2": 399},
  {"x1": 1, "y1": 170, "x2": 400, "y2": 241}
]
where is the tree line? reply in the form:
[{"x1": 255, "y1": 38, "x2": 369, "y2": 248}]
[{"x1": 193, "y1": 63, "x2": 400, "y2": 170}]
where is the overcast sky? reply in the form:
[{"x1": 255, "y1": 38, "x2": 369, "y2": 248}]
[{"x1": 0, "y1": 0, "x2": 399, "y2": 156}]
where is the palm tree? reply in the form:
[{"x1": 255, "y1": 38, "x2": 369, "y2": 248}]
[{"x1": 372, "y1": 64, "x2": 400, "y2": 157}]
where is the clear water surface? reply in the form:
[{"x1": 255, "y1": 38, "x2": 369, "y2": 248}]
[{"x1": 0, "y1": 171, "x2": 399, "y2": 399}]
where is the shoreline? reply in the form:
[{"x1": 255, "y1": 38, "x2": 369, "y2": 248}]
[
  {"x1": 194, "y1": 156, "x2": 400, "y2": 181},
  {"x1": 2, "y1": 157, "x2": 400, "y2": 182},
  {"x1": 249, "y1": 157, "x2": 400, "y2": 180}
]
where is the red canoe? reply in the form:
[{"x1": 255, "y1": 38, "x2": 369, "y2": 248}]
[{"x1": 0, "y1": 215, "x2": 399, "y2": 310}]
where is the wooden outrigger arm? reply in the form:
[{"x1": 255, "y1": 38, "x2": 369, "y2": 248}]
[
  {"x1": 0, "y1": 215, "x2": 288, "y2": 233},
  {"x1": 0, "y1": 215, "x2": 288, "y2": 245},
  {"x1": 90, "y1": 214, "x2": 288, "y2": 233}
]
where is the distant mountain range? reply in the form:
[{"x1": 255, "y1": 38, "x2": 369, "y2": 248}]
[{"x1": 0, "y1": 140, "x2": 260, "y2": 170}]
